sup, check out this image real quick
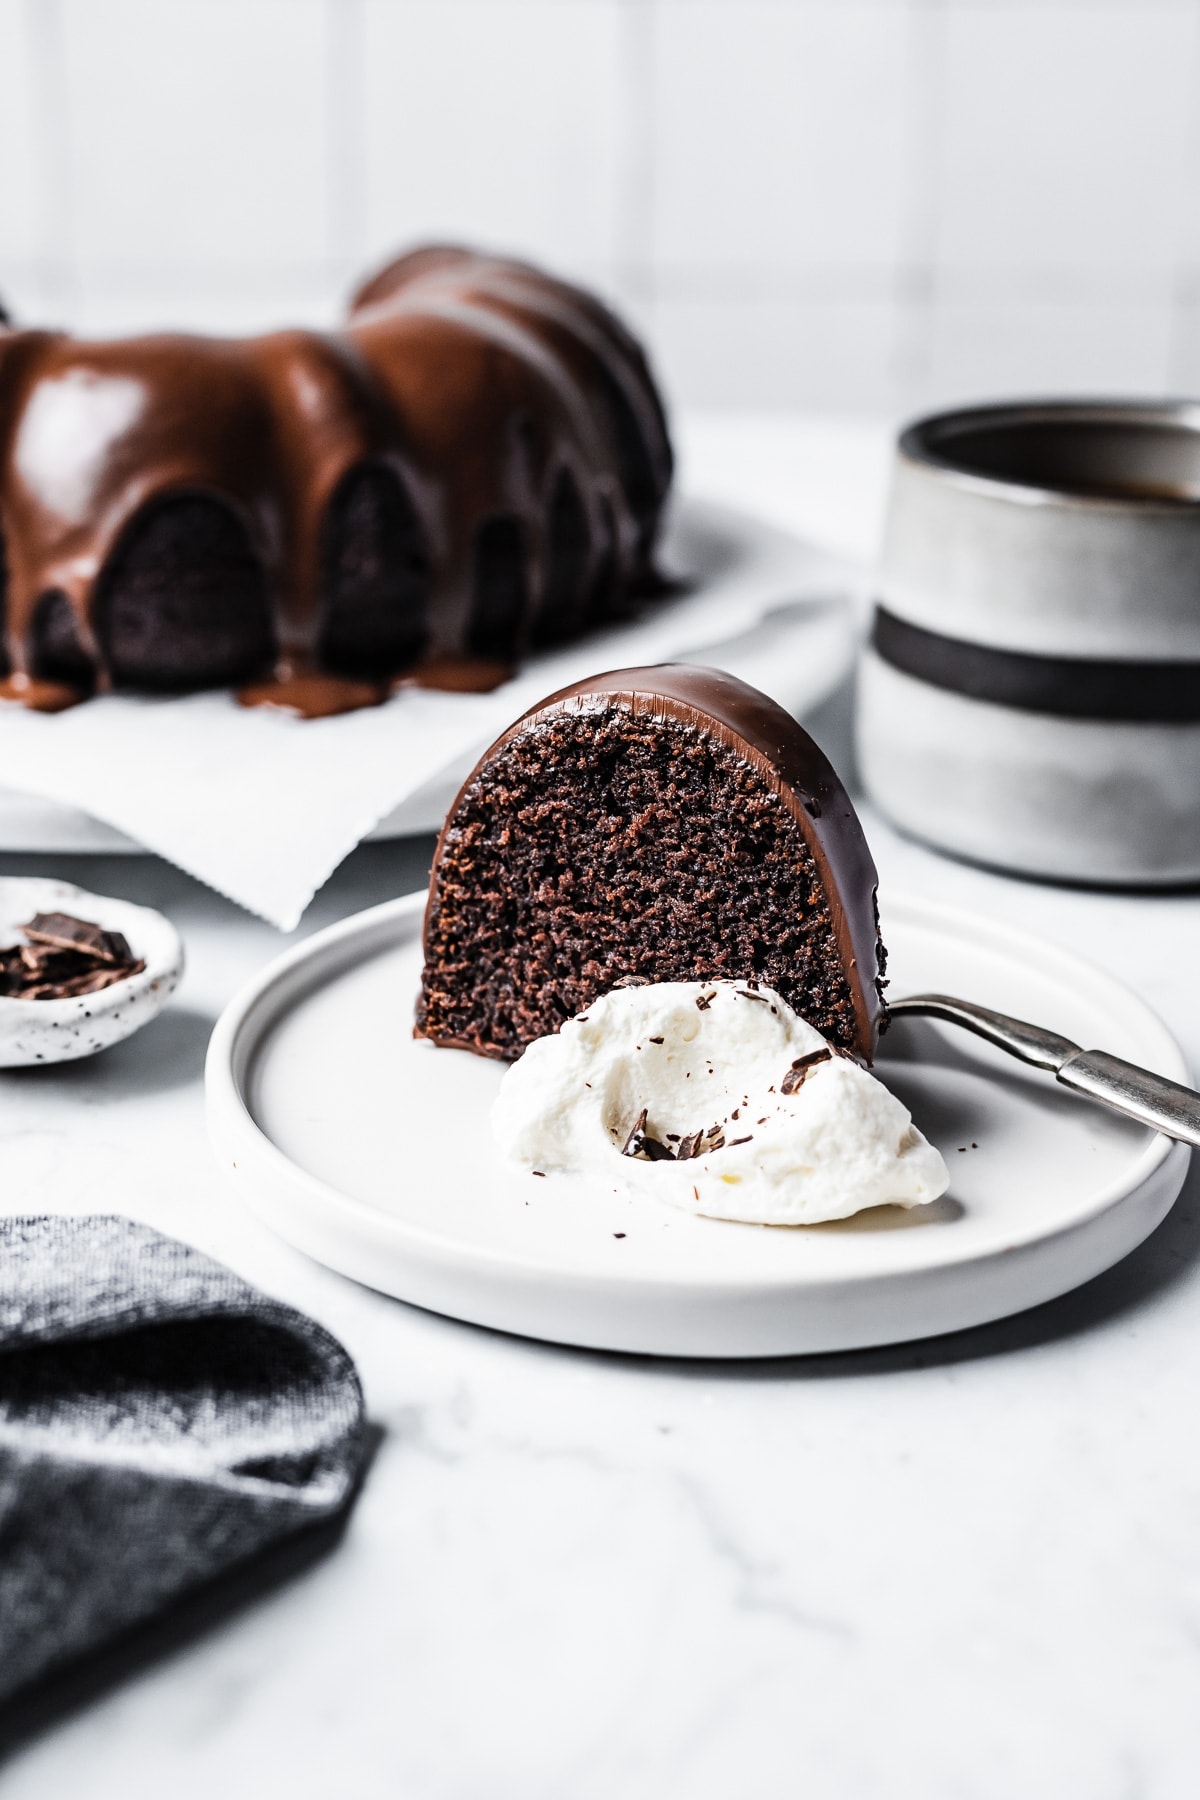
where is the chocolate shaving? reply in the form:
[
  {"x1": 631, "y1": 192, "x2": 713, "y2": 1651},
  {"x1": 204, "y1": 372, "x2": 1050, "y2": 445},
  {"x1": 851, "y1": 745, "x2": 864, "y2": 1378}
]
[
  {"x1": 727, "y1": 1136, "x2": 752, "y2": 1147},
  {"x1": 620, "y1": 1108, "x2": 674, "y2": 1162},
  {"x1": 648, "y1": 1036, "x2": 664, "y2": 1045},
  {"x1": 736, "y1": 989, "x2": 769, "y2": 1004},
  {"x1": 695, "y1": 991, "x2": 716, "y2": 1011},
  {"x1": 0, "y1": 912, "x2": 144, "y2": 1001},
  {"x1": 623, "y1": 1113, "x2": 729, "y2": 1164},
  {"x1": 676, "y1": 1123, "x2": 725, "y2": 1162},
  {"x1": 779, "y1": 1047, "x2": 832, "y2": 1095},
  {"x1": 641, "y1": 1136, "x2": 675, "y2": 1162},
  {"x1": 620, "y1": 1108, "x2": 648, "y2": 1156}
]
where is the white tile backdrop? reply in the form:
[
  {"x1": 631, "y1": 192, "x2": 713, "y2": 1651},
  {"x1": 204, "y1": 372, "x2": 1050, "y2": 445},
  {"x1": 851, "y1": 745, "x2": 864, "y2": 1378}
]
[{"x1": 2, "y1": 0, "x2": 1200, "y2": 418}]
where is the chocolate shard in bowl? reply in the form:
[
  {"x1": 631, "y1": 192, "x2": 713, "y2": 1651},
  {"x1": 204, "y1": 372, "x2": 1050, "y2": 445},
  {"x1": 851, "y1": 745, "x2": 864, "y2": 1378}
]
[
  {"x1": 22, "y1": 963, "x2": 145, "y2": 1001},
  {"x1": 1, "y1": 911, "x2": 144, "y2": 1001},
  {"x1": 23, "y1": 911, "x2": 135, "y2": 966},
  {"x1": 1, "y1": 944, "x2": 82, "y2": 987}
]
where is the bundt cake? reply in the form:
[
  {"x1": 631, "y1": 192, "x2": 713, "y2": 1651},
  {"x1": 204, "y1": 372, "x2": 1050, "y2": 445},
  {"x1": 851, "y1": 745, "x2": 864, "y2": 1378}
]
[
  {"x1": 0, "y1": 247, "x2": 673, "y2": 715},
  {"x1": 416, "y1": 664, "x2": 887, "y2": 1063}
]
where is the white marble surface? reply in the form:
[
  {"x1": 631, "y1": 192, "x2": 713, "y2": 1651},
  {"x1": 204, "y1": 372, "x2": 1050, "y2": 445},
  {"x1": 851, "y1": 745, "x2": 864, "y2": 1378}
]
[{"x1": 5, "y1": 417, "x2": 1200, "y2": 1799}]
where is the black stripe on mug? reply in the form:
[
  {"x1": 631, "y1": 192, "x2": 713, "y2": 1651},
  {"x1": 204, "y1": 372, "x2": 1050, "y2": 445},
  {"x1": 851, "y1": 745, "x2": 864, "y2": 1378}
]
[{"x1": 871, "y1": 607, "x2": 1200, "y2": 723}]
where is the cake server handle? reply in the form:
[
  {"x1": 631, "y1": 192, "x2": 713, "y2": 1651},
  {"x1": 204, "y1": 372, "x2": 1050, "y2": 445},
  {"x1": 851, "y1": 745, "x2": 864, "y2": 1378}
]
[{"x1": 889, "y1": 993, "x2": 1200, "y2": 1148}]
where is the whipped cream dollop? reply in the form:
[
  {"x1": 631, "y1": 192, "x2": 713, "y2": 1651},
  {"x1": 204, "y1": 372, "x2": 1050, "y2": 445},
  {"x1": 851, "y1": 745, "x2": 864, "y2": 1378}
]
[{"x1": 492, "y1": 980, "x2": 949, "y2": 1225}]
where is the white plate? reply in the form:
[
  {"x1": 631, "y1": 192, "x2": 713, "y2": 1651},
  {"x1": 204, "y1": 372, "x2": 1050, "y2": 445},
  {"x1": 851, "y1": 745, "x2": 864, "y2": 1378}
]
[
  {"x1": 0, "y1": 497, "x2": 856, "y2": 853},
  {"x1": 204, "y1": 891, "x2": 1190, "y2": 1357}
]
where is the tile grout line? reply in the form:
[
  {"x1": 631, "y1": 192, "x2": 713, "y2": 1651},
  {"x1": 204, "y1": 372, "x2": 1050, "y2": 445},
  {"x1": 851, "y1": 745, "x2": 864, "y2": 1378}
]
[
  {"x1": 326, "y1": 0, "x2": 367, "y2": 287},
  {"x1": 891, "y1": 0, "x2": 947, "y2": 416},
  {"x1": 614, "y1": 0, "x2": 656, "y2": 316},
  {"x1": 1164, "y1": 0, "x2": 1200, "y2": 392},
  {"x1": 23, "y1": 0, "x2": 75, "y2": 322}
]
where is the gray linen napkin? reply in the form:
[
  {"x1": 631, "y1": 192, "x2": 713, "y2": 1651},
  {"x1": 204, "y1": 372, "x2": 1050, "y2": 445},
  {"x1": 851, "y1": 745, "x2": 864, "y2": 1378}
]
[{"x1": 0, "y1": 1214, "x2": 368, "y2": 1708}]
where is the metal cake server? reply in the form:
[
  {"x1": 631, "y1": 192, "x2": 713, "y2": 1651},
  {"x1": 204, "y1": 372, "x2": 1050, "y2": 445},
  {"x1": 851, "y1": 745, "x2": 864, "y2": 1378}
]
[{"x1": 890, "y1": 994, "x2": 1200, "y2": 1148}]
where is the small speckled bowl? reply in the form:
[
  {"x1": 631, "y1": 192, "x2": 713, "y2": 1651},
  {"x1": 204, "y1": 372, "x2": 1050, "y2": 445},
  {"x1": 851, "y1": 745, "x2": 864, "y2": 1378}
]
[{"x1": 0, "y1": 877, "x2": 183, "y2": 1067}]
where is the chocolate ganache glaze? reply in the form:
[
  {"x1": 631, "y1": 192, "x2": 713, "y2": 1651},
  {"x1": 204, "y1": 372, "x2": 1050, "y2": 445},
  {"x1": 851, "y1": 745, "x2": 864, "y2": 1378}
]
[
  {"x1": 417, "y1": 663, "x2": 887, "y2": 1064},
  {"x1": 0, "y1": 246, "x2": 673, "y2": 714}
]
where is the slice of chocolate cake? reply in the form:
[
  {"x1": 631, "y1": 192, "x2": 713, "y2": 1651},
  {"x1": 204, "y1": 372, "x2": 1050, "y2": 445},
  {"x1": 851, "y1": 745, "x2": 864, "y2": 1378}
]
[{"x1": 416, "y1": 664, "x2": 887, "y2": 1062}]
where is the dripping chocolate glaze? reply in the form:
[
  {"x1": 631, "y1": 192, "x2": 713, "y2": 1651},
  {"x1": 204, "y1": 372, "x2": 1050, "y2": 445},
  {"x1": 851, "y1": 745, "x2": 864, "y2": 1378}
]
[
  {"x1": 420, "y1": 663, "x2": 887, "y2": 1063},
  {"x1": 0, "y1": 247, "x2": 672, "y2": 710}
]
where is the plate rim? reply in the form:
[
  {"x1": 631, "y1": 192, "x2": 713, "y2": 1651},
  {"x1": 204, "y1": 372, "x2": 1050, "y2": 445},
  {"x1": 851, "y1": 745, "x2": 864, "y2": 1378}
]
[{"x1": 205, "y1": 887, "x2": 1189, "y2": 1348}]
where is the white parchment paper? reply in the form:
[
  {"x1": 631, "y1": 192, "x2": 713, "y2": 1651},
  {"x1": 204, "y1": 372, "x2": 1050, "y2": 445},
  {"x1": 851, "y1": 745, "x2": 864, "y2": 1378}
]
[{"x1": 0, "y1": 500, "x2": 860, "y2": 927}]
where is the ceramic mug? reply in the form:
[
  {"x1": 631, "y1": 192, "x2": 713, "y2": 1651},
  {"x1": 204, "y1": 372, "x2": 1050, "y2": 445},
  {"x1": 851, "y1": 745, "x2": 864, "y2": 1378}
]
[{"x1": 857, "y1": 399, "x2": 1200, "y2": 884}]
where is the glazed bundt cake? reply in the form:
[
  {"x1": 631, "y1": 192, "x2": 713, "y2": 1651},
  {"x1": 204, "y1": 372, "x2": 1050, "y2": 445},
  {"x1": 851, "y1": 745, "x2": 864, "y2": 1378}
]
[
  {"x1": 416, "y1": 664, "x2": 887, "y2": 1064},
  {"x1": 0, "y1": 247, "x2": 672, "y2": 715}
]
